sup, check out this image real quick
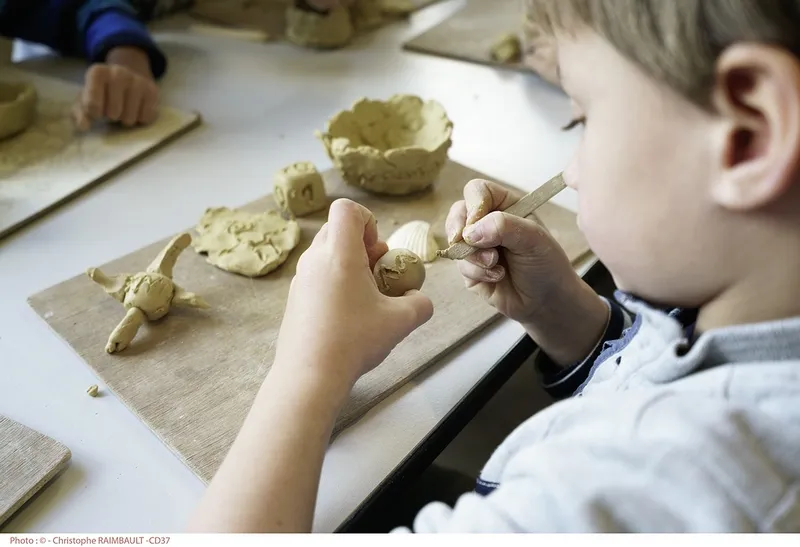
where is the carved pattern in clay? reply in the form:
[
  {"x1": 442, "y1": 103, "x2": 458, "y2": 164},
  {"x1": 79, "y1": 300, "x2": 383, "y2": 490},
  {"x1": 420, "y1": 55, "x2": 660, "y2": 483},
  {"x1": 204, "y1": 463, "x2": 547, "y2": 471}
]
[
  {"x1": 273, "y1": 161, "x2": 328, "y2": 217},
  {"x1": 490, "y1": 32, "x2": 522, "y2": 63},
  {"x1": 317, "y1": 94, "x2": 453, "y2": 196},
  {"x1": 0, "y1": 82, "x2": 38, "y2": 141},
  {"x1": 373, "y1": 248, "x2": 426, "y2": 297},
  {"x1": 193, "y1": 207, "x2": 301, "y2": 277},
  {"x1": 386, "y1": 220, "x2": 439, "y2": 263},
  {"x1": 87, "y1": 233, "x2": 209, "y2": 354}
]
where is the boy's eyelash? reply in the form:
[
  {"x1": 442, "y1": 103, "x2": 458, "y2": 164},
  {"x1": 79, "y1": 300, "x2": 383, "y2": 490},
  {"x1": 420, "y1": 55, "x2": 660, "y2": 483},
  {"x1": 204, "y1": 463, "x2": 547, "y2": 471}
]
[{"x1": 561, "y1": 117, "x2": 586, "y2": 131}]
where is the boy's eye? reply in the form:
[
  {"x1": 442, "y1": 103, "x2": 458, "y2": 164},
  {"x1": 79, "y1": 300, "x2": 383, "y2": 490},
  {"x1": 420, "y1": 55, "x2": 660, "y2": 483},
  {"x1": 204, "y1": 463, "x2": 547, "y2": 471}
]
[{"x1": 561, "y1": 117, "x2": 586, "y2": 131}]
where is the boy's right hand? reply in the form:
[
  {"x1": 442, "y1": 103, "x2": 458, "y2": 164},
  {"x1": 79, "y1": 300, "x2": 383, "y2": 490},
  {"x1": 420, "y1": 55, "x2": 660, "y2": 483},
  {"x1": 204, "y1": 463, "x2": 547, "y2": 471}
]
[{"x1": 445, "y1": 179, "x2": 610, "y2": 366}]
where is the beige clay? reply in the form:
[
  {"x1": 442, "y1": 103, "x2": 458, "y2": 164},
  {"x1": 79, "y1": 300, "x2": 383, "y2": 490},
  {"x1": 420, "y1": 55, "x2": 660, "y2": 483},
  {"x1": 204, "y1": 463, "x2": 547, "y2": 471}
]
[
  {"x1": 86, "y1": 385, "x2": 99, "y2": 397},
  {"x1": 193, "y1": 207, "x2": 301, "y2": 277},
  {"x1": 0, "y1": 81, "x2": 37, "y2": 141},
  {"x1": 316, "y1": 94, "x2": 453, "y2": 196},
  {"x1": 379, "y1": 0, "x2": 416, "y2": 16},
  {"x1": 286, "y1": 4, "x2": 354, "y2": 49},
  {"x1": 386, "y1": 220, "x2": 439, "y2": 263},
  {"x1": 490, "y1": 33, "x2": 522, "y2": 63},
  {"x1": 273, "y1": 162, "x2": 328, "y2": 217},
  {"x1": 373, "y1": 248, "x2": 426, "y2": 297},
  {"x1": 351, "y1": 0, "x2": 383, "y2": 30},
  {"x1": 87, "y1": 233, "x2": 209, "y2": 354}
]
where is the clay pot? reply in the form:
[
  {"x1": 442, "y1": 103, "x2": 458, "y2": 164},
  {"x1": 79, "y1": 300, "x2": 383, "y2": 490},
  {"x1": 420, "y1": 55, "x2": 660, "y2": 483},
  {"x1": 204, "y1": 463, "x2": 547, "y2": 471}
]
[
  {"x1": 317, "y1": 94, "x2": 453, "y2": 196},
  {"x1": 0, "y1": 82, "x2": 37, "y2": 140}
]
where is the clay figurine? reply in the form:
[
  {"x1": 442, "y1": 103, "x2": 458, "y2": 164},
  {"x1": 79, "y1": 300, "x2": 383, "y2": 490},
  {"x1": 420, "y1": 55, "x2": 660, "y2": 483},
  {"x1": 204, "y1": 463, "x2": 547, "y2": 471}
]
[
  {"x1": 373, "y1": 248, "x2": 426, "y2": 297},
  {"x1": 316, "y1": 94, "x2": 453, "y2": 196},
  {"x1": 285, "y1": 4, "x2": 354, "y2": 49},
  {"x1": 87, "y1": 233, "x2": 208, "y2": 354},
  {"x1": 490, "y1": 33, "x2": 522, "y2": 63},
  {"x1": 386, "y1": 220, "x2": 439, "y2": 263},
  {"x1": 193, "y1": 207, "x2": 301, "y2": 277},
  {"x1": 273, "y1": 162, "x2": 328, "y2": 217},
  {"x1": 0, "y1": 81, "x2": 37, "y2": 141}
]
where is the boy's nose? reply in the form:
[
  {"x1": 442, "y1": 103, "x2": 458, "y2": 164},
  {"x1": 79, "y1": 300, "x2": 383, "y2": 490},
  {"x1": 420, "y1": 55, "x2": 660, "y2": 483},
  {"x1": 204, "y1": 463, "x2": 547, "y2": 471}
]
[{"x1": 564, "y1": 161, "x2": 579, "y2": 190}]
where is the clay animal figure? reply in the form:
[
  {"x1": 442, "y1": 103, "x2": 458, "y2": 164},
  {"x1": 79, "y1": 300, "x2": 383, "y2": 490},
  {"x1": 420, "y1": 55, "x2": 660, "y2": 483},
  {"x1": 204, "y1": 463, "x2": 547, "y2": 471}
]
[{"x1": 87, "y1": 233, "x2": 209, "y2": 354}]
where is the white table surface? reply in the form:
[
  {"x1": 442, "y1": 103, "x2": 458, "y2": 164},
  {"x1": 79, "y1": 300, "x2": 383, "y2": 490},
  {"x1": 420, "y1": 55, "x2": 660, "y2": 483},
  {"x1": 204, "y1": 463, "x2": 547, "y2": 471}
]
[{"x1": 0, "y1": 0, "x2": 584, "y2": 533}]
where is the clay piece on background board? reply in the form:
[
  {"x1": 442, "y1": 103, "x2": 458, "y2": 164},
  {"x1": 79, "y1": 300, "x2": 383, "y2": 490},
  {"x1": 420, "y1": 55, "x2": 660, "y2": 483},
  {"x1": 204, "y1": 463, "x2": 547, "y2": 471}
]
[
  {"x1": 386, "y1": 220, "x2": 439, "y2": 263},
  {"x1": 87, "y1": 233, "x2": 209, "y2": 354},
  {"x1": 193, "y1": 207, "x2": 301, "y2": 278},
  {"x1": 352, "y1": 0, "x2": 384, "y2": 30},
  {"x1": 273, "y1": 161, "x2": 328, "y2": 217},
  {"x1": 521, "y1": 0, "x2": 559, "y2": 86},
  {"x1": 490, "y1": 32, "x2": 522, "y2": 63},
  {"x1": 373, "y1": 248, "x2": 426, "y2": 297},
  {"x1": 379, "y1": 0, "x2": 416, "y2": 16},
  {"x1": 316, "y1": 94, "x2": 453, "y2": 196},
  {"x1": 285, "y1": 4, "x2": 354, "y2": 49},
  {"x1": 0, "y1": 81, "x2": 38, "y2": 141}
]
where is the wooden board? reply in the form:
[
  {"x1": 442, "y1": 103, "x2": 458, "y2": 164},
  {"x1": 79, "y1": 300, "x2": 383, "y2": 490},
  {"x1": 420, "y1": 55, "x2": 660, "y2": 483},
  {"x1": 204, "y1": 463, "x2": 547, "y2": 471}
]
[
  {"x1": 0, "y1": 415, "x2": 71, "y2": 528},
  {"x1": 403, "y1": 0, "x2": 527, "y2": 72},
  {"x1": 29, "y1": 161, "x2": 590, "y2": 483},
  {"x1": 191, "y1": 0, "x2": 443, "y2": 39},
  {"x1": 0, "y1": 66, "x2": 201, "y2": 240}
]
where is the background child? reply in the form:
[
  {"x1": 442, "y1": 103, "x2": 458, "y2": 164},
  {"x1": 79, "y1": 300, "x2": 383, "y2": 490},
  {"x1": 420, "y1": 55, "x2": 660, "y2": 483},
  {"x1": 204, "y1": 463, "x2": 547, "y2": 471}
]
[{"x1": 187, "y1": 0, "x2": 800, "y2": 532}]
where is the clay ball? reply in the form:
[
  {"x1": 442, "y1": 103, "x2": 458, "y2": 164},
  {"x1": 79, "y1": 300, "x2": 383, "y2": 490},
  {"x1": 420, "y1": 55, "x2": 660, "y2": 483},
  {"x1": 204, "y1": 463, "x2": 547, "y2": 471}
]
[{"x1": 373, "y1": 248, "x2": 426, "y2": 297}]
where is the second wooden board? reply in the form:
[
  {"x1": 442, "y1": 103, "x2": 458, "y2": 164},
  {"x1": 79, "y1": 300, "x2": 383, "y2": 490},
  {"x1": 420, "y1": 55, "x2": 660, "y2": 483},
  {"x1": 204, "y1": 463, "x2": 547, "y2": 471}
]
[
  {"x1": 404, "y1": 0, "x2": 527, "y2": 72},
  {"x1": 29, "y1": 161, "x2": 589, "y2": 484}
]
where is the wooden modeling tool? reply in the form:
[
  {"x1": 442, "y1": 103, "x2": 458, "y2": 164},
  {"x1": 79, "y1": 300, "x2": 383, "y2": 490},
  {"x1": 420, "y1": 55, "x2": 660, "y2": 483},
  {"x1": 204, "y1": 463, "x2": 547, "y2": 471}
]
[{"x1": 436, "y1": 172, "x2": 566, "y2": 260}]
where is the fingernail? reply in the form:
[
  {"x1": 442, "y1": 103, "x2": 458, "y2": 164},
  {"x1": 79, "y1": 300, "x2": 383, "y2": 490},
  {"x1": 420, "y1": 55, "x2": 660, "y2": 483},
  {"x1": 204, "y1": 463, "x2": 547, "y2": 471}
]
[
  {"x1": 488, "y1": 265, "x2": 504, "y2": 280},
  {"x1": 448, "y1": 229, "x2": 463, "y2": 245},
  {"x1": 476, "y1": 250, "x2": 493, "y2": 268},
  {"x1": 463, "y1": 224, "x2": 482, "y2": 245}
]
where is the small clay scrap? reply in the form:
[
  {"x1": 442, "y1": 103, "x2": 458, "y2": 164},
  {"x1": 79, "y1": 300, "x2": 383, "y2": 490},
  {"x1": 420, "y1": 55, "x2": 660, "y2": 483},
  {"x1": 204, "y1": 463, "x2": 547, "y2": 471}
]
[
  {"x1": 373, "y1": 248, "x2": 426, "y2": 297},
  {"x1": 193, "y1": 207, "x2": 301, "y2": 277},
  {"x1": 87, "y1": 233, "x2": 209, "y2": 354},
  {"x1": 273, "y1": 162, "x2": 328, "y2": 217},
  {"x1": 86, "y1": 385, "x2": 99, "y2": 397},
  {"x1": 490, "y1": 33, "x2": 522, "y2": 63},
  {"x1": 0, "y1": 81, "x2": 37, "y2": 140},
  {"x1": 316, "y1": 94, "x2": 453, "y2": 195},
  {"x1": 286, "y1": 4, "x2": 354, "y2": 49},
  {"x1": 387, "y1": 220, "x2": 439, "y2": 263}
]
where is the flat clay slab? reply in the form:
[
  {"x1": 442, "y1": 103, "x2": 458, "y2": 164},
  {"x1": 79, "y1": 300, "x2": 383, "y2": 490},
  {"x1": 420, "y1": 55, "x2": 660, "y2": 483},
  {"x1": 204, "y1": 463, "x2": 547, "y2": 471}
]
[
  {"x1": 0, "y1": 66, "x2": 201, "y2": 240},
  {"x1": 0, "y1": 415, "x2": 71, "y2": 528},
  {"x1": 191, "y1": 0, "x2": 443, "y2": 39},
  {"x1": 403, "y1": 0, "x2": 527, "y2": 72},
  {"x1": 28, "y1": 160, "x2": 590, "y2": 484}
]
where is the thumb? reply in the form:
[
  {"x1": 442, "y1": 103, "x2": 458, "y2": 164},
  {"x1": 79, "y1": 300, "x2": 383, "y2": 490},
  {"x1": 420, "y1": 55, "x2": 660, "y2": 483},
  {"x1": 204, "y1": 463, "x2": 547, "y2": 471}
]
[
  {"x1": 462, "y1": 211, "x2": 552, "y2": 255},
  {"x1": 394, "y1": 290, "x2": 434, "y2": 334}
]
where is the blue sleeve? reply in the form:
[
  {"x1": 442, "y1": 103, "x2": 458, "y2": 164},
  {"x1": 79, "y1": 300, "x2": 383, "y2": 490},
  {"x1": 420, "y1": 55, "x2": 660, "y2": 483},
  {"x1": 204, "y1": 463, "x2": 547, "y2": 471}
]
[
  {"x1": 534, "y1": 298, "x2": 632, "y2": 399},
  {"x1": 0, "y1": 0, "x2": 166, "y2": 78}
]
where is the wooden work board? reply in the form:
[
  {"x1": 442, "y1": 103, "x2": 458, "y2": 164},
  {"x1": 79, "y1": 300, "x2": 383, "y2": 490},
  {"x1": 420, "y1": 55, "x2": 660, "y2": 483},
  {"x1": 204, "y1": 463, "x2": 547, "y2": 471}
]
[
  {"x1": 29, "y1": 160, "x2": 590, "y2": 484},
  {"x1": 0, "y1": 416, "x2": 71, "y2": 528},
  {"x1": 191, "y1": 0, "x2": 444, "y2": 38},
  {"x1": 0, "y1": 66, "x2": 201, "y2": 240},
  {"x1": 404, "y1": 0, "x2": 528, "y2": 73}
]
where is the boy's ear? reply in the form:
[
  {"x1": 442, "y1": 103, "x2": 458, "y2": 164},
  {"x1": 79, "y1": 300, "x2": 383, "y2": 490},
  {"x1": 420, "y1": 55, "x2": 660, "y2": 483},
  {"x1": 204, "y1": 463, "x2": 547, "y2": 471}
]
[{"x1": 711, "y1": 44, "x2": 800, "y2": 210}]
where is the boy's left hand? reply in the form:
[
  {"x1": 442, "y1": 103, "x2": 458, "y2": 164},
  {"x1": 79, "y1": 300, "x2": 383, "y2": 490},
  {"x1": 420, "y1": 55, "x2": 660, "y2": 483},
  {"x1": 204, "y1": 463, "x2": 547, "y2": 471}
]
[
  {"x1": 274, "y1": 199, "x2": 434, "y2": 388},
  {"x1": 72, "y1": 46, "x2": 159, "y2": 131}
]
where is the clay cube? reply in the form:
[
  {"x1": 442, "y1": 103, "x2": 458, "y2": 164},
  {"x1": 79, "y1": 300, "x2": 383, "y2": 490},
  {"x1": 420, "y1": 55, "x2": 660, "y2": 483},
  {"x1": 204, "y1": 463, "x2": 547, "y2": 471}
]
[{"x1": 273, "y1": 162, "x2": 328, "y2": 217}]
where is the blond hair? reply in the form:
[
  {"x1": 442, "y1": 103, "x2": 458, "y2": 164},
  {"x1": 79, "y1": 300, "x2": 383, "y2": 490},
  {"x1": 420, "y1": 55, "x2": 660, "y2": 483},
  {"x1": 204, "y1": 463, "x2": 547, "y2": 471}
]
[{"x1": 527, "y1": 0, "x2": 800, "y2": 108}]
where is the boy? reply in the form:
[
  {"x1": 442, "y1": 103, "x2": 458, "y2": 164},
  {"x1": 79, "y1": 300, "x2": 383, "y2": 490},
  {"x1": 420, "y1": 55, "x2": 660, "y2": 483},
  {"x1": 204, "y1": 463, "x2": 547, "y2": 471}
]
[{"x1": 188, "y1": 0, "x2": 800, "y2": 532}]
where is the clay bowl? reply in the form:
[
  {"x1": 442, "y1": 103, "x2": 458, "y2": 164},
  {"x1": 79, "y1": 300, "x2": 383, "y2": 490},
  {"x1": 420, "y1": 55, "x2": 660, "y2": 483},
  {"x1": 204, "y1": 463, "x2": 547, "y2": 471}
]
[
  {"x1": 0, "y1": 82, "x2": 37, "y2": 141},
  {"x1": 316, "y1": 94, "x2": 453, "y2": 196}
]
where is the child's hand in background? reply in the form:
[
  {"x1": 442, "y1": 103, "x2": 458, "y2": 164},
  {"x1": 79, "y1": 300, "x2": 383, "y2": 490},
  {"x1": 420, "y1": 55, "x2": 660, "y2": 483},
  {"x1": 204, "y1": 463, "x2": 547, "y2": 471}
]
[
  {"x1": 72, "y1": 46, "x2": 159, "y2": 131},
  {"x1": 274, "y1": 199, "x2": 433, "y2": 387},
  {"x1": 446, "y1": 179, "x2": 608, "y2": 365}
]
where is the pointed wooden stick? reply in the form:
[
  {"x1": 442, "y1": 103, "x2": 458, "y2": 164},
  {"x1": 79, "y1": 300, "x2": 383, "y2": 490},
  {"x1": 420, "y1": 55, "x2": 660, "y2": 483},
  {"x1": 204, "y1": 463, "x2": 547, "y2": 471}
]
[{"x1": 436, "y1": 172, "x2": 566, "y2": 260}]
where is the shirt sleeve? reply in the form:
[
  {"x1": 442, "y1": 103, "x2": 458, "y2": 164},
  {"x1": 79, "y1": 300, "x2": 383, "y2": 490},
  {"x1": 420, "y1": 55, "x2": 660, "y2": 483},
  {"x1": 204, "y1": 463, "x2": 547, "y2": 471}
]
[
  {"x1": 0, "y1": 0, "x2": 166, "y2": 79},
  {"x1": 534, "y1": 297, "x2": 632, "y2": 399}
]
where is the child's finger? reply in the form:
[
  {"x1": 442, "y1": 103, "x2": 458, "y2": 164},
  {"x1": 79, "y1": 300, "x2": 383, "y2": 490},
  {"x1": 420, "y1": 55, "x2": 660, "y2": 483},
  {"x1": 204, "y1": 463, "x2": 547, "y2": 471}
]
[
  {"x1": 445, "y1": 200, "x2": 467, "y2": 245},
  {"x1": 463, "y1": 179, "x2": 521, "y2": 225},
  {"x1": 105, "y1": 72, "x2": 129, "y2": 121},
  {"x1": 366, "y1": 241, "x2": 389, "y2": 270},
  {"x1": 83, "y1": 66, "x2": 108, "y2": 119},
  {"x1": 71, "y1": 100, "x2": 92, "y2": 132},
  {"x1": 121, "y1": 83, "x2": 144, "y2": 127},
  {"x1": 139, "y1": 85, "x2": 159, "y2": 125},
  {"x1": 457, "y1": 260, "x2": 506, "y2": 284},
  {"x1": 326, "y1": 199, "x2": 378, "y2": 258},
  {"x1": 393, "y1": 290, "x2": 434, "y2": 333},
  {"x1": 462, "y1": 211, "x2": 550, "y2": 255}
]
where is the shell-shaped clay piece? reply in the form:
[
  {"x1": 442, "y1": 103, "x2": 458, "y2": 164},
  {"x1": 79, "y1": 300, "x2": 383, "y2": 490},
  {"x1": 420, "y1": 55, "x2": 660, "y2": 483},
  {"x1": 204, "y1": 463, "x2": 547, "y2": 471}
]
[
  {"x1": 316, "y1": 94, "x2": 453, "y2": 196},
  {"x1": 373, "y1": 248, "x2": 426, "y2": 297},
  {"x1": 386, "y1": 220, "x2": 439, "y2": 263},
  {"x1": 0, "y1": 81, "x2": 38, "y2": 141}
]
